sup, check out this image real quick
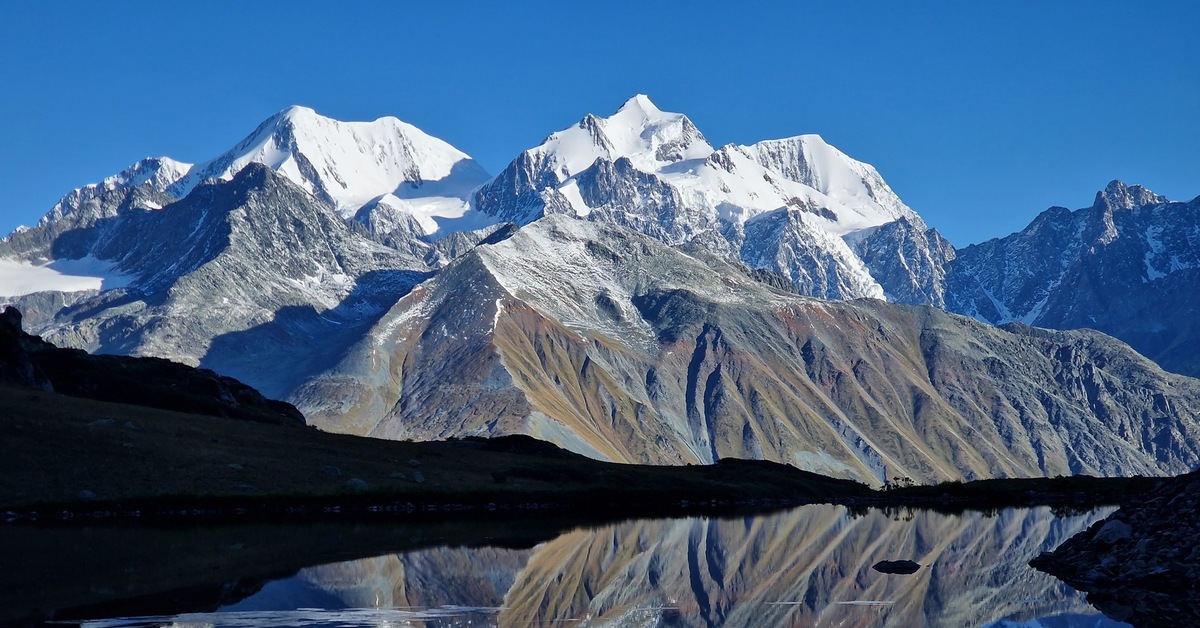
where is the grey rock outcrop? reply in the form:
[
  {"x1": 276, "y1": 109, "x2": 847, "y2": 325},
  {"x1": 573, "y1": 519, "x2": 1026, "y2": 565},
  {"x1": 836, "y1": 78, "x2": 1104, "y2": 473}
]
[
  {"x1": 855, "y1": 217, "x2": 956, "y2": 307},
  {"x1": 1032, "y1": 469, "x2": 1200, "y2": 624}
]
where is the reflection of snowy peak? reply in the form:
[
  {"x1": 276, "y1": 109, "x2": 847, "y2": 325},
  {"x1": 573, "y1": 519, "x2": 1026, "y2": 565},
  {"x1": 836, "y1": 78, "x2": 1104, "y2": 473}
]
[{"x1": 474, "y1": 95, "x2": 931, "y2": 300}]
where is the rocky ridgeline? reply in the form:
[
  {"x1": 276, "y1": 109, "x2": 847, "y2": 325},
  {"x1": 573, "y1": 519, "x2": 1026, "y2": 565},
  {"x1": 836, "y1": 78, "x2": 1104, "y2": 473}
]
[
  {"x1": 1031, "y1": 470, "x2": 1200, "y2": 624},
  {"x1": 0, "y1": 305, "x2": 305, "y2": 426}
]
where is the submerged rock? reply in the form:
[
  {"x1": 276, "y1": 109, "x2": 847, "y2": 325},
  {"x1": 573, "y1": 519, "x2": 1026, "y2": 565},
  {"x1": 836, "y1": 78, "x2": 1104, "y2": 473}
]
[{"x1": 873, "y1": 559, "x2": 921, "y2": 575}]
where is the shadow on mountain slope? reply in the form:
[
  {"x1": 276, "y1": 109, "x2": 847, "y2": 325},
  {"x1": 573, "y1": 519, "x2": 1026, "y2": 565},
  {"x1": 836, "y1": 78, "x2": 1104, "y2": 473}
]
[{"x1": 201, "y1": 267, "x2": 429, "y2": 400}]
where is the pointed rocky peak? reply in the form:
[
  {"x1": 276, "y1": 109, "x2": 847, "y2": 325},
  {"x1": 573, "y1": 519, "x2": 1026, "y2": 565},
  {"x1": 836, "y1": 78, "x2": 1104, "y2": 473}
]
[
  {"x1": 524, "y1": 95, "x2": 713, "y2": 178},
  {"x1": 30, "y1": 156, "x2": 192, "y2": 230},
  {"x1": 575, "y1": 113, "x2": 614, "y2": 153},
  {"x1": 100, "y1": 156, "x2": 194, "y2": 193},
  {"x1": 1094, "y1": 180, "x2": 1168, "y2": 211}
]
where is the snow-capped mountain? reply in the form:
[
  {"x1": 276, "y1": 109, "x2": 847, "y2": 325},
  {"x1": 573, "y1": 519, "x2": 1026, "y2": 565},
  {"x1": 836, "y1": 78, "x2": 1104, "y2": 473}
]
[
  {"x1": 7, "y1": 98, "x2": 1200, "y2": 484},
  {"x1": 472, "y1": 95, "x2": 932, "y2": 299},
  {"x1": 168, "y1": 105, "x2": 492, "y2": 227},
  {"x1": 2, "y1": 97, "x2": 940, "y2": 304},
  {"x1": 294, "y1": 216, "x2": 1200, "y2": 483},
  {"x1": 0, "y1": 106, "x2": 491, "y2": 282},
  {"x1": 944, "y1": 180, "x2": 1200, "y2": 377}
]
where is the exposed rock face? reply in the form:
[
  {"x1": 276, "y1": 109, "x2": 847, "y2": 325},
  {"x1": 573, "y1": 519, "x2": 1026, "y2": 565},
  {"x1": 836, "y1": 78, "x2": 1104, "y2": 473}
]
[
  {"x1": 294, "y1": 216, "x2": 1200, "y2": 484},
  {"x1": 20, "y1": 165, "x2": 428, "y2": 398},
  {"x1": 0, "y1": 158, "x2": 183, "y2": 263},
  {"x1": 1032, "y1": 470, "x2": 1200, "y2": 624},
  {"x1": 945, "y1": 181, "x2": 1200, "y2": 377},
  {"x1": 740, "y1": 208, "x2": 883, "y2": 300},
  {"x1": 0, "y1": 306, "x2": 303, "y2": 425},
  {"x1": 855, "y1": 217, "x2": 956, "y2": 307}
]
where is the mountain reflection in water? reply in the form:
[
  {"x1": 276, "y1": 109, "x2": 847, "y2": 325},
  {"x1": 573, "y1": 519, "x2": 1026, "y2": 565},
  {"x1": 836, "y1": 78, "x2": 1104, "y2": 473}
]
[{"x1": 84, "y1": 505, "x2": 1129, "y2": 627}]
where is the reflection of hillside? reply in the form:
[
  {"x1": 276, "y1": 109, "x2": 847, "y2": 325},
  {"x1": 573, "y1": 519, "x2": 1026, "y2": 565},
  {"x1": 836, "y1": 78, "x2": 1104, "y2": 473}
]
[
  {"x1": 292, "y1": 546, "x2": 531, "y2": 610},
  {"x1": 245, "y1": 506, "x2": 1118, "y2": 627},
  {"x1": 501, "y1": 506, "x2": 1115, "y2": 627}
]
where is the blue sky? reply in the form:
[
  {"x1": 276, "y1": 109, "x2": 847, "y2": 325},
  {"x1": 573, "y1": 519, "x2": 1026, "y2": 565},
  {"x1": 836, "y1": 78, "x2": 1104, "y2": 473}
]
[{"x1": 1, "y1": 1, "x2": 1196, "y2": 245}]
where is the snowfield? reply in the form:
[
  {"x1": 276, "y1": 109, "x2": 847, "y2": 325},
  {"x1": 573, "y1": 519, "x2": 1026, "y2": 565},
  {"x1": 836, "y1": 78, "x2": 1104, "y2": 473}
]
[{"x1": 0, "y1": 256, "x2": 135, "y2": 297}]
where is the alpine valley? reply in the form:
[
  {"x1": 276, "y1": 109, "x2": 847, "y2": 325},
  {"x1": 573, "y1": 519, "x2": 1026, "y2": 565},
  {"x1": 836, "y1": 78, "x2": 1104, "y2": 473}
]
[{"x1": 3, "y1": 96, "x2": 1199, "y2": 485}]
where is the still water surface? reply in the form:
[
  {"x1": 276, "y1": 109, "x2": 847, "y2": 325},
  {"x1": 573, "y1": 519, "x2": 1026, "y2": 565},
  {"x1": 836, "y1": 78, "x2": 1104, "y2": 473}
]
[{"x1": 70, "y1": 505, "x2": 1127, "y2": 627}]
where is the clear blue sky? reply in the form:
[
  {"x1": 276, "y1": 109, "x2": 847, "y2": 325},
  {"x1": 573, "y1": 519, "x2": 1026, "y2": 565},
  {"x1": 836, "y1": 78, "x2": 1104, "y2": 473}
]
[{"x1": 2, "y1": 1, "x2": 1196, "y2": 245}]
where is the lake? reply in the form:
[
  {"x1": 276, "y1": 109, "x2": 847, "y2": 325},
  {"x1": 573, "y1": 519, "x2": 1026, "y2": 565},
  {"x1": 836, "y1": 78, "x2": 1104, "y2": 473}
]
[{"x1": 5, "y1": 504, "x2": 1128, "y2": 627}]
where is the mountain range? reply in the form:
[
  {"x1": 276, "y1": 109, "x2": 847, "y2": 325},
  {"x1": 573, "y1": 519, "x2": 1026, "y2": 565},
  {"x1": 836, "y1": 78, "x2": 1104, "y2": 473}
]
[{"x1": 2, "y1": 96, "x2": 1197, "y2": 484}]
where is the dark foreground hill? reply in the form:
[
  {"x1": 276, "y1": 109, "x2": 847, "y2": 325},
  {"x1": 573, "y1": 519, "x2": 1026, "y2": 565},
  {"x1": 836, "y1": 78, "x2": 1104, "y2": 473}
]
[
  {"x1": 0, "y1": 305, "x2": 304, "y2": 426},
  {"x1": 0, "y1": 304, "x2": 872, "y2": 512}
]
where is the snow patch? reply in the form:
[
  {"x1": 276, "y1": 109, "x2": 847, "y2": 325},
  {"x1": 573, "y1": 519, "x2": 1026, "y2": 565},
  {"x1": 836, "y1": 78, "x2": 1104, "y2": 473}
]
[
  {"x1": 557, "y1": 179, "x2": 590, "y2": 217},
  {"x1": 0, "y1": 256, "x2": 135, "y2": 297}
]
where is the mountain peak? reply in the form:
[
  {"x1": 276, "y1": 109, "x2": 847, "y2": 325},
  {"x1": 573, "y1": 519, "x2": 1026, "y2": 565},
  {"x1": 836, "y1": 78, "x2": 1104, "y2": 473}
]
[
  {"x1": 743, "y1": 134, "x2": 919, "y2": 229},
  {"x1": 278, "y1": 104, "x2": 319, "y2": 120},
  {"x1": 518, "y1": 96, "x2": 712, "y2": 179},
  {"x1": 615, "y1": 94, "x2": 661, "y2": 117},
  {"x1": 160, "y1": 107, "x2": 489, "y2": 219},
  {"x1": 1095, "y1": 180, "x2": 1167, "y2": 211}
]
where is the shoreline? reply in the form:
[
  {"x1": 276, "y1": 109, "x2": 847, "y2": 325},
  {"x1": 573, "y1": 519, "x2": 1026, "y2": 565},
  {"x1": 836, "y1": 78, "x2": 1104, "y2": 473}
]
[{"x1": 2, "y1": 473, "x2": 1159, "y2": 527}]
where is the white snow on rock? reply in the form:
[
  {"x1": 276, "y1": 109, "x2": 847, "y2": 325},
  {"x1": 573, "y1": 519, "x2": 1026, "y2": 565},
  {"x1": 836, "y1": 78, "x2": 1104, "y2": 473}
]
[
  {"x1": 493, "y1": 94, "x2": 915, "y2": 237},
  {"x1": 531, "y1": 94, "x2": 714, "y2": 181},
  {"x1": 166, "y1": 106, "x2": 492, "y2": 222},
  {"x1": 472, "y1": 94, "x2": 921, "y2": 300}
]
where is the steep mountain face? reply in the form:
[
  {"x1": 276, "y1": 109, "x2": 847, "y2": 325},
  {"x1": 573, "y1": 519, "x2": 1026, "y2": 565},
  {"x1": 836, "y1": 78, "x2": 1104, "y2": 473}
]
[
  {"x1": 740, "y1": 208, "x2": 882, "y2": 300},
  {"x1": 3, "y1": 97, "x2": 940, "y2": 306},
  {"x1": 855, "y1": 217, "x2": 957, "y2": 307},
  {"x1": 472, "y1": 95, "x2": 929, "y2": 300},
  {"x1": 294, "y1": 216, "x2": 1200, "y2": 484},
  {"x1": 0, "y1": 158, "x2": 184, "y2": 264},
  {"x1": 6, "y1": 101, "x2": 1200, "y2": 488},
  {"x1": 24, "y1": 165, "x2": 427, "y2": 398},
  {"x1": 946, "y1": 181, "x2": 1200, "y2": 377}
]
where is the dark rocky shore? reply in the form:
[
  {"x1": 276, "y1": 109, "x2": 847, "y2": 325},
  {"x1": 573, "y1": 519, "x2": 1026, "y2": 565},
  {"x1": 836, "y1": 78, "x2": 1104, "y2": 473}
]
[{"x1": 1031, "y1": 469, "x2": 1200, "y2": 625}]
